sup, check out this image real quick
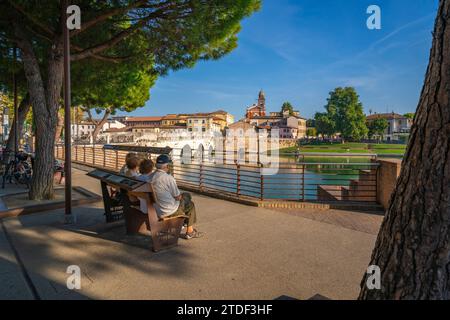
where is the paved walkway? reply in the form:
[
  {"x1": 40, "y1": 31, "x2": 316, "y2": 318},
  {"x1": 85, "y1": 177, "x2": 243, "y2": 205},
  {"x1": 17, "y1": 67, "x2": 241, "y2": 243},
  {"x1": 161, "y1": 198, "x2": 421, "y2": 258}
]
[{"x1": 0, "y1": 168, "x2": 383, "y2": 300}]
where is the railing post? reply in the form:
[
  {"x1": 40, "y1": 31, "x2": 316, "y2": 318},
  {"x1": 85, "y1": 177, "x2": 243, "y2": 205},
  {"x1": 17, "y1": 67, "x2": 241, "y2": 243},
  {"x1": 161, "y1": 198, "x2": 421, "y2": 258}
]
[
  {"x1": 75, "y1": 145, "x2": 78, "y2": 162},
  {"x1": 236, "y1": 162, "x2": 241, "y2": 197},
  {"x1": 302, "y1": 163, "x2": 305, "y2": 201},
  {"x1": 92, "y1": 144, "x2": 96, "y2": 165},
  {"x1": 199, "y1": 162, "x2": 204, "y2": 191},
  {"x1": 83, "y1": 144, "x2": 86, "y2": 163},
  {"x1": 115, "y1": 150, "x2": 119, "y2": 170},
  {"x1": 103, "y1": 148, "x2": 106, "y2": 168},
  {"x1": 260, "y1": 174, "x2": 264, "y2": 201}
]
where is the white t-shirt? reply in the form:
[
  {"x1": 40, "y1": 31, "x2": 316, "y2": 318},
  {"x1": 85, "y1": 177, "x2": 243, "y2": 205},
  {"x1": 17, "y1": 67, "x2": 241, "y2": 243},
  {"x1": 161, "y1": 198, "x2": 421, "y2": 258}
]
[
  {"x1": 138, "y1": 173, "x2": 155, "y2": 214},
  {"x1": 150, "y1": 169, "x2": 181, "y2": 217}
]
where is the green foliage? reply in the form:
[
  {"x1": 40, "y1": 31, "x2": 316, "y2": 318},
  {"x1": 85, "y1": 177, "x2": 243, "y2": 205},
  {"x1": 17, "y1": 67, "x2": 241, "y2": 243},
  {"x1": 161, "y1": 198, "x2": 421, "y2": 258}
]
[
  {"x1": 0, "y1": 92, "x2": 13, "y2": 111},
  {"x1": 72, "y1": 57, "x2": 156, "y2": 115},
  {"x1": 322, "y1": 87, "x2": 368, "y2": 141},
  {"x1": 0, "y1": 0, "x2": 261, "y2": 97},
  {"x1": 306, "y1": 119, "x2": 315, "y2": 127},
  {"x1": 367, "y1": 118, "x2": 388, "y2": 139},
  {"x1": 314, "y1": 112, "x2": 335, "y2": 137},
  {"x1": 404, "y1": 113, "x2": 415, "y2": 119},
  {"x1": 306, "y1": 127, "x2": 317, "y2": 137},
  {"x1": 281, "y1": 102, "x2": 294, "y2": 116}
]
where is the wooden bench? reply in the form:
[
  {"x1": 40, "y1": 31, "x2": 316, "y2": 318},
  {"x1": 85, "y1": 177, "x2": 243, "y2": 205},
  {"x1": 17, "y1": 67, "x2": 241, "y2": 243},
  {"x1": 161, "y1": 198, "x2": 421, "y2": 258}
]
[
  {"x1": 122, "y1": 183, "x2": 186, "y2": 252},
  {"x1": 87, "y1": 169, "x2": 186, "y2": 252}
]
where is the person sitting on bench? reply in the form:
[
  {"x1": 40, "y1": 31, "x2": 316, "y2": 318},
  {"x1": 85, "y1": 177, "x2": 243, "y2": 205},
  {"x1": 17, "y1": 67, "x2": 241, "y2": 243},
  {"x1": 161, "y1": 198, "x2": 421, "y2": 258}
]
[
  {"x1": 137, "y1": 159, "x2": 155, "y2": 183},
  {"x1": 124, "y1": 156, "x2": 140, "y2": 178},
  {"x1": 120, "y1": 153, "x2": 137, "y2": 176},
  {"x1": 151, "y1": 154, "x2": 203, "y2": 240},
  {"x1": 137, "y1": 159, "x2": 155, "y2": 215}
]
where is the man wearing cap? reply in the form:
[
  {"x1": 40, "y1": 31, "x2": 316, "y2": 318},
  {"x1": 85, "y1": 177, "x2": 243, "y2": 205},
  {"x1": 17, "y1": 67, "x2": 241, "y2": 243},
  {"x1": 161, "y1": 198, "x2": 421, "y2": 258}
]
[{"x1": 151, "y1": 154, "x2": 203, "y2": 240}]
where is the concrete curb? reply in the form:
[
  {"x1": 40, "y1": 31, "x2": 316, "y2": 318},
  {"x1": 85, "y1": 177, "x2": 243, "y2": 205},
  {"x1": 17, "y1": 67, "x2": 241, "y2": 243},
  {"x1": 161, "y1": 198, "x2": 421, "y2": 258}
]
[{"x1": 0, "y1": 186, "x2": 101, "y2": 219}]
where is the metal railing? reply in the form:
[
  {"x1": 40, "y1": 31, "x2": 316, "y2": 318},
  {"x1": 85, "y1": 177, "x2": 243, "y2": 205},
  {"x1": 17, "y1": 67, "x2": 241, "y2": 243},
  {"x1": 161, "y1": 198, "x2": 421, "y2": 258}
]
[{"x1": 55, "y1": 144, "x2": 379, "y2": 203}]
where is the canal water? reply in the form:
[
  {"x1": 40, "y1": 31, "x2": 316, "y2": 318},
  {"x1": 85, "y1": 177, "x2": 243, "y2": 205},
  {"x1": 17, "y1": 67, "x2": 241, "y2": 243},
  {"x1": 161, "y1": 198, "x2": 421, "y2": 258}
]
[{"x1": 173, "y1": 155, "x2": 376, "y2": 201}]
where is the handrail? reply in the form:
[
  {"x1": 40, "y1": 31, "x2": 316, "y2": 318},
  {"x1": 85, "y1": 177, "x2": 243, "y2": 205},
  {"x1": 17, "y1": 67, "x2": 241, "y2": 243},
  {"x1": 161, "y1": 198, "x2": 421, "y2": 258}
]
[{"x1": 55, "y1": 144, "x2": 379, "y2": 203}]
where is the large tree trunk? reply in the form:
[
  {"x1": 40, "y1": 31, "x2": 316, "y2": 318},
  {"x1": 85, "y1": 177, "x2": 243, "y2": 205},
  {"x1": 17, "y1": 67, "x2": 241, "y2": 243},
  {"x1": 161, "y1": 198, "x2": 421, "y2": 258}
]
[
  {"x1": 359, "y1": 0, "x2": 450, "y2": 300},
  {"x1": 14, "y1": 23, "x2": 63, "y2": 200},
  {"x1": 91, "y1": 109, "x2": 110, "y2": 143},
  {"x1": 55, "y1": 108, "x2": 64, "y2": 142},
  {"x1": 6, "y1": 93, "x2": 30, "y2": 153}
]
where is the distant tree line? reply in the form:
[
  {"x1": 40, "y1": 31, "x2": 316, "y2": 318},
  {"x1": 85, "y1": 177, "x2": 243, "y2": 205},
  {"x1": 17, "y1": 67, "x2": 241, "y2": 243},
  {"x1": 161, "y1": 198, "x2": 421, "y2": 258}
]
[{"x1": 306, "y1": 87, "x2": 410, "y2": 142}]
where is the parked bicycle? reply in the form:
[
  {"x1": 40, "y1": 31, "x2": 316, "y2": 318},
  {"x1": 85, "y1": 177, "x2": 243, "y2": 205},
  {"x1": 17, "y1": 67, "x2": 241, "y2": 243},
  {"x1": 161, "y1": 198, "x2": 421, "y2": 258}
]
[{"x1": 2, "y1": 151, "x2": 33, "y2": 189}]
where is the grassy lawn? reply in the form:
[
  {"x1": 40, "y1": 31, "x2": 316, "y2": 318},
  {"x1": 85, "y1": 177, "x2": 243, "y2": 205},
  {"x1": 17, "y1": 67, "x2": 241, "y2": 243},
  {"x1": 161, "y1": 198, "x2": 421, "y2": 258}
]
[{"x1": 279, "y1": 142, "x2": 406, "y2": 156}]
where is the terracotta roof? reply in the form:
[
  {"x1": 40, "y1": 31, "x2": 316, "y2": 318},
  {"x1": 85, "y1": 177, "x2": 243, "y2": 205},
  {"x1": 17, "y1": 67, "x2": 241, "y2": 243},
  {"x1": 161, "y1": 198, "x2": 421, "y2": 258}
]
[
  {"x1": 162, "y1": 114, "x2": 179, "y2": 119},
  {"x1": 210, "y1": 110, "x2": 228, "y2": 115},
  {"x1": 252, "y1": 114, "x2": 307, "y2": 120},
  {"x1": 125, "y1": 117, "x2": 162, "y2": 122},
  {"x1": 246, "y1": 104, "x2": 261, "y2": 111},
  {"x1": 187, "y1": 114, "x2": 214, "y2": 118},
  {"x1": 159, "y1": 125, "x2": 187, "y2": 129},
  {"x1": 132, "y1": 125, "x2": 160, "y2": 129}
]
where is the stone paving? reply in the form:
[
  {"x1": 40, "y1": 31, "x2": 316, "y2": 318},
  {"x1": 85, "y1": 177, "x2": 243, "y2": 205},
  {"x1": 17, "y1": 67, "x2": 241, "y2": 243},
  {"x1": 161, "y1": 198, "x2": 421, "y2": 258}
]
[{"x1": 0, "y1": 168, "x2": 383, "y2": 300}]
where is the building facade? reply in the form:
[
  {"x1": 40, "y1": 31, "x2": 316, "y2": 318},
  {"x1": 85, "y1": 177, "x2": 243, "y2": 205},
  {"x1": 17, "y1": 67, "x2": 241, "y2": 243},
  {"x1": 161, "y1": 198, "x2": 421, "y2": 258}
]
[
  {"x1": 366, "y1": 112, "x2": 413, "y2": 141},
  {"x1": 122, "y1": 116, "x2": 163, "y2": 128},
  {"x1": 241, "y1": 91, "x2": 307, "y2": 139},
  {"x1": 245, "y1": 90, "x2": 266, "y2": 119},
  {"x1": 71, "y1": 122, "x2": 96, "y2": 138}
]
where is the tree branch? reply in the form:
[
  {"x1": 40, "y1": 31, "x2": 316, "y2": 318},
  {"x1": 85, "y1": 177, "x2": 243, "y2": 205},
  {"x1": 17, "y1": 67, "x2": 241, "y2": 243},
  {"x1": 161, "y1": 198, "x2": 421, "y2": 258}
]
[
  {"x1": 70, "y1": 0, "x2": 148, "y2": 37},
  {"x1": 84, "y1": 107, "x2": 98, "y2": 125},
  {"x1": 70, "y1": 17, "x2": 148, "y2": 61},
  {"x1": 70, "y1": 44, "x2": 133, "y2": 63},
  {"x1": 7, "y1": 0, "x2": 55, "y2": 38},
  {"x1": 70, "y1": 3, "x2": 184, "y2": 61}
]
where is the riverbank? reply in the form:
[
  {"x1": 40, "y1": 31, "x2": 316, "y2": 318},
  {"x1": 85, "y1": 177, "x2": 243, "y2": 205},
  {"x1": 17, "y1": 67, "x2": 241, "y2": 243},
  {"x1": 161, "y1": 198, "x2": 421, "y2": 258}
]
[{"x1": 279, "y1": 142, "x2": 406, "y2": 156}]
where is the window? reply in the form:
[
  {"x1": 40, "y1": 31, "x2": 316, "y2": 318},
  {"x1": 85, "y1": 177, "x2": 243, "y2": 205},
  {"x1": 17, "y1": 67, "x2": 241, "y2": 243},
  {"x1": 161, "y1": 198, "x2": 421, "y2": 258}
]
[{"x1": 202, "y1": 128, "x2": 206, "y2": 132}]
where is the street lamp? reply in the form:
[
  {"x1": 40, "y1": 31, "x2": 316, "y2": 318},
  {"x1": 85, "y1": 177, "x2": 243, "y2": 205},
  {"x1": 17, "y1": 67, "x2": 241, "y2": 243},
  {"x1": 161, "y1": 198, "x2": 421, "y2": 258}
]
[{"x1": 62, "y1": 0, "x2": 73, "y2": 223}]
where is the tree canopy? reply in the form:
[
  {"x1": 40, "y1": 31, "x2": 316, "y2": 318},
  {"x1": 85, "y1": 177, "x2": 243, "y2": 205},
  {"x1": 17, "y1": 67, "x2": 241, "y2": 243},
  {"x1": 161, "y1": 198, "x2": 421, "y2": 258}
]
[
  {"x1": 315, "y1": 87, "x2": 368, "y2": 141},
  {"x1": 404, "y1": 112, "x2": 415, "y2": 119},
  {"x1": 314, "y1": 112, "x2": 335, "y2": 138},
  {"x1": 367, "y1": 118, "x2": 388, "y2": 140},
  {"x1": 281, "y1": 101, "x2": 294, "y2": 116},
  {"x1": 0, "y1": 0, "x2": 261, "y2": 199}
]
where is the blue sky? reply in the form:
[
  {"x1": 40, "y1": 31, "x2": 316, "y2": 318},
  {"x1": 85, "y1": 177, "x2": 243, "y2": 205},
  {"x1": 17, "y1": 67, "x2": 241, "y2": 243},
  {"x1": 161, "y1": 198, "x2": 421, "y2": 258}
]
[{"x1": 121, "y1": 0, "x2": 438, "y2": 120}]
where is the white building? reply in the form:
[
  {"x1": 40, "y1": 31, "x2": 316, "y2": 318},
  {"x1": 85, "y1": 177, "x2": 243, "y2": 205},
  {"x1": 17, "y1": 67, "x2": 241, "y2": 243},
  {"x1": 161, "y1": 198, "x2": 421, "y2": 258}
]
[
  {"x1": 71, "y1": 119, "x2": 126, "y2": 138},
  {"x1": 71, "y1": 122, "x2": 96, "y2": 137},
  {"x1": 366, "y1": 112, "x2": 413, "y2": 141},
  {"x1": 104, "y1": 119, "x2": 126, "y2": 131}
]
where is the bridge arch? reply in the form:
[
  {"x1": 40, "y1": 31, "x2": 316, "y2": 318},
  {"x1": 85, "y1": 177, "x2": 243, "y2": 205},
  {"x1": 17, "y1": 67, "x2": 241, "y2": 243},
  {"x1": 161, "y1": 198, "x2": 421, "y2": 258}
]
[
  {"x1": 196, "y1": 143, "x2": 205, "y2": 162},
  {"x1": 207, "y1": 145, "x2": 214, "y2": 162},
  {"x1": 180, "y1": 144, "x2": 192, "y2": 164}
]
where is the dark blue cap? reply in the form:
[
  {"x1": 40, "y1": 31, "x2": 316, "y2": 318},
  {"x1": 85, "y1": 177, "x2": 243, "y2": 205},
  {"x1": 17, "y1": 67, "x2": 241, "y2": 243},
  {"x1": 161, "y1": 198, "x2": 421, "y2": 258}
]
[{"x1": 156, "y1": 154, "x2": 171, "y2": 164}]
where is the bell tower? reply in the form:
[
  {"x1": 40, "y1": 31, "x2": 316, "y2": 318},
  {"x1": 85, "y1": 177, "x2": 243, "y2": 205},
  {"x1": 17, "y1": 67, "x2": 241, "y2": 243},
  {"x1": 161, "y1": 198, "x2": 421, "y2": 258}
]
[{"x1": 257, "y1": 90, "x2": 266, "y2": 116}]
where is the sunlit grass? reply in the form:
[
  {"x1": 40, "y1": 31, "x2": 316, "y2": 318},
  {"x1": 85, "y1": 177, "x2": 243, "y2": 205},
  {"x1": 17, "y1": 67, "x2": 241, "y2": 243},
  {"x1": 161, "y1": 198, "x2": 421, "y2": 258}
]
[{"x1": 279, "y1": 142, "x2": 407, "y2": 156}]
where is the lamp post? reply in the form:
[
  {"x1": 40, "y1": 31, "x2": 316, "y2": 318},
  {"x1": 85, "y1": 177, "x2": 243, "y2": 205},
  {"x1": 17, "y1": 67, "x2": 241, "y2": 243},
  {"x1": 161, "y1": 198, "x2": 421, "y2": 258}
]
[
  {"x1": 62, "y1": 0, "x2": 74, "y2": 223},
  {"x1": 13, "y1": 47, "x2": 18, "y2": 155}
]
